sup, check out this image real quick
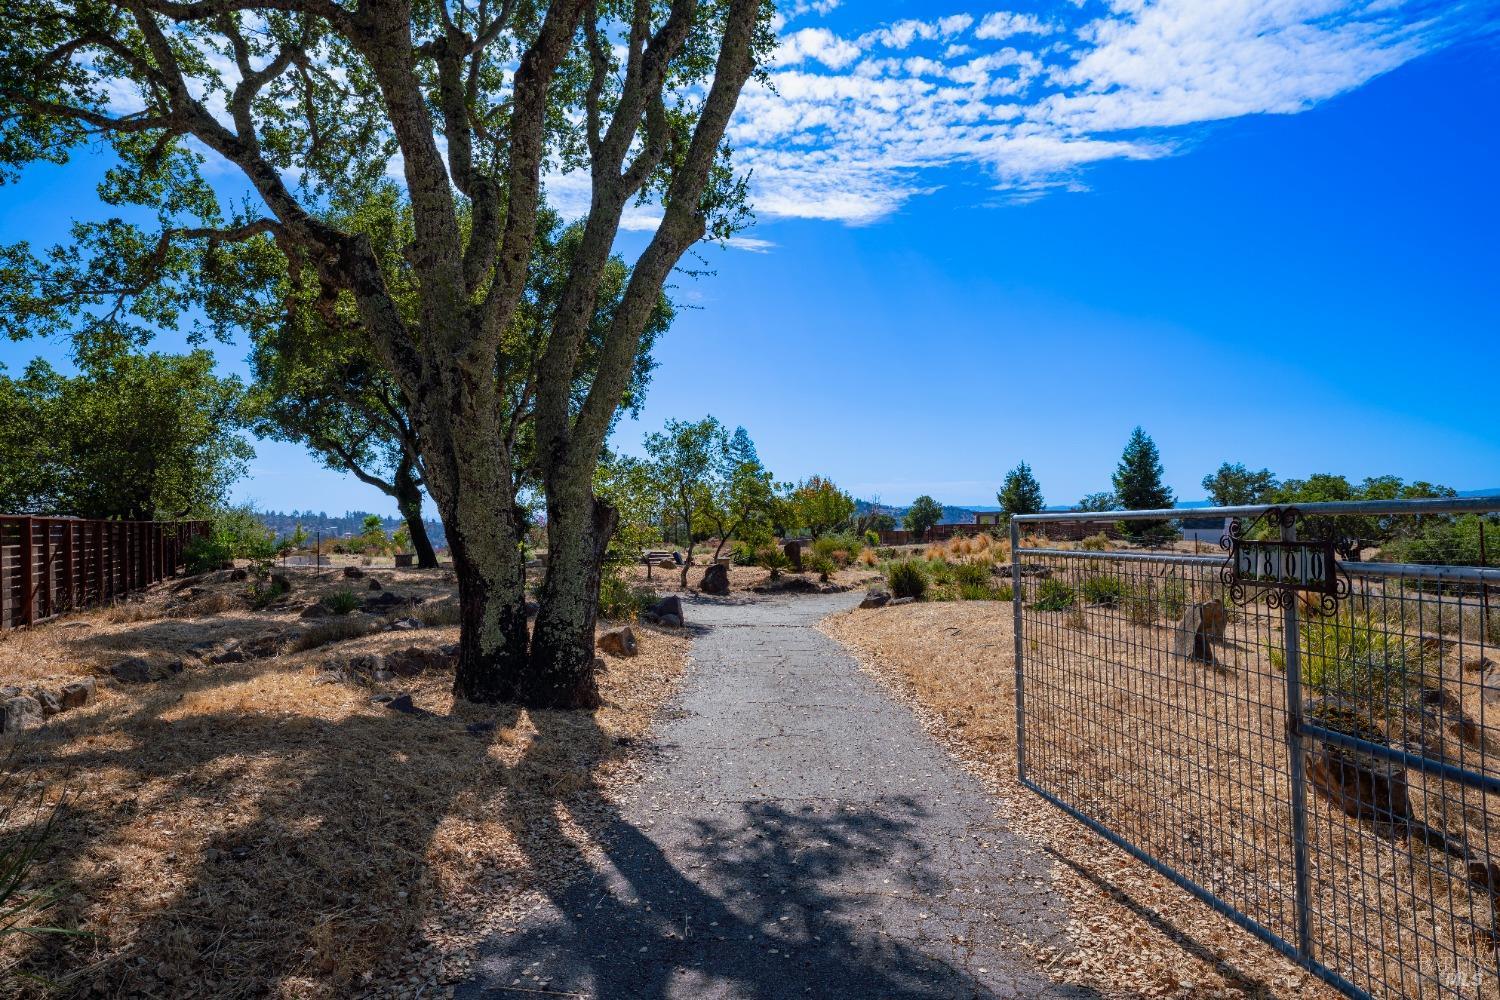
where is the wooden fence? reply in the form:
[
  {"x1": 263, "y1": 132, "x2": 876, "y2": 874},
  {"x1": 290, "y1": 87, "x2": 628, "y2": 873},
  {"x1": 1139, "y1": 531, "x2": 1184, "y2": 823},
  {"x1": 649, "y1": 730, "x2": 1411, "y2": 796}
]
[{"x1": 0, "y1": 516, "x2": 209, "y2": 631}]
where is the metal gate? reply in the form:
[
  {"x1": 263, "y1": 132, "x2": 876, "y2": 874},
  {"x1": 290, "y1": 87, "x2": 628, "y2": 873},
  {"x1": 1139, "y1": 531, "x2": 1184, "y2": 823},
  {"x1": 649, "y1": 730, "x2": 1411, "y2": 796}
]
[{"x1": 1010, "y1": 498, "x2": 1500, "y2": 999}]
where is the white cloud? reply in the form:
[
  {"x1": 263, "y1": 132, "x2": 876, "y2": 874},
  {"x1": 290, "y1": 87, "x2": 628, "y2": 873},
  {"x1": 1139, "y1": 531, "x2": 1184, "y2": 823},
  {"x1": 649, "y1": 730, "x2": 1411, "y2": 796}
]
[
  {"x1": 723, "y1": 0, "x2": 1479, "y2": 224},
  {"x1": 773, "y1": 27, "x2": 862, "y2": 69},
  {"x1": 724, "y1": 236, "x2": 777, "y2": 253}
]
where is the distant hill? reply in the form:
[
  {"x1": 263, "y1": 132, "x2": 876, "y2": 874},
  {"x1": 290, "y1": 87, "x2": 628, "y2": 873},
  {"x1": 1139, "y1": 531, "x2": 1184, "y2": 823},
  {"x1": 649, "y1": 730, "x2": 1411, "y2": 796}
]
[{"x1": 256, "y1": 509, "x2": 447, "y2": 547}]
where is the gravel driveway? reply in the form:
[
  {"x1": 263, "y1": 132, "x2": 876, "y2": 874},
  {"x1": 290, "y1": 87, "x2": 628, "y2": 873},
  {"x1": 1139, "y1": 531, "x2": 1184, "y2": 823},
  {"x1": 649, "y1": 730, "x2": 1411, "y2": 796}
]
[{"x1": 459, "y1": 592, "x2": 1091, "y2": 999}]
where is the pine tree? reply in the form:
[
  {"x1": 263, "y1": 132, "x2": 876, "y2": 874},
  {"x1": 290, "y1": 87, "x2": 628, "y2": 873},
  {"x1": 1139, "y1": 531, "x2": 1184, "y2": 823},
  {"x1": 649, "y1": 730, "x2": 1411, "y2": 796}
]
[
  {"x1": 1112, "y1": 427, "x2": 1177, "y2": 543},
  {"x1": 997, "y1": 462, "x2": 1045, "y2": 520}
]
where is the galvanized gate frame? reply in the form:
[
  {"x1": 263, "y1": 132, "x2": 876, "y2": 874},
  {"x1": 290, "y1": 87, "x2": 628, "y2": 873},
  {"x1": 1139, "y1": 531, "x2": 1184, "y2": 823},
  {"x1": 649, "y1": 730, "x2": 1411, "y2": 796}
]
[{"x1": 1010, "y1": 496, "x2": 1500, "y2": 1000}]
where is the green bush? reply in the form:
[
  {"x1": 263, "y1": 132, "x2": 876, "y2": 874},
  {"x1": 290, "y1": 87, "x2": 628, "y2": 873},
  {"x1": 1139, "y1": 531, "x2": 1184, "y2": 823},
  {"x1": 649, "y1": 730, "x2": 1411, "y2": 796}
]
[
  {"x1": 959, "y1": 581, "x2": 1012, "y2": 601},
  {"x1": 246, "y1": 577, "x2": 289, "y2": 610},
  {"x1": 864, "y1": 530, "x2": 880, "y2": 547},
  {"x1": 1273, "y1": 612, "x2": 1425, "y2": 706},
  {"x1": 757, "y1": 546, "x2": 790, "y2": 578},
  {"x1": 953, "y1": 562, "x2": 991, "y2": 588},
  {"x1": 1030, "y1": 578, "x2": 1076, "y2": 611},
  {"x1": 886, "y1": 560, "x2": 928, "y2": 600},
  {"x1": 1081, "y1": 573, "x2": 1130, "y2": 607},
  {"x1": 1161, "y1": 578, "x2": 1190, "y2": 620},
  {"x1": 598, "y1": 566, "x2": 659, "y2": 621},
  {"x1": 324, "y1": 588, "x2": 361, "y2": 616},
  {"x1": 186, "y1": 505, "x2": 278, "y2": 574},
  {"x1": 927, "y1": 560, "x2": 956, "y2": 586},
  {"x1": 730, "y1": 540, "x2": 758, "y2": 565},
  {"x1": 806, "y1": 553, "x2": 836, "y2": 582}
]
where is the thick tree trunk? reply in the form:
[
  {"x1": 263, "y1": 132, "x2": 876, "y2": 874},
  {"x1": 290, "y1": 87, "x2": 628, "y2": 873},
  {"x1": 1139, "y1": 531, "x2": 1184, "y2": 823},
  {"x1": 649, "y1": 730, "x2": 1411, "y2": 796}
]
[
  {"x1": 394, "y1": 462, "x2": 439, "y2": 568},
  {"x1": 524, "y1": 487, "x2": 616, "y2": 709},
  {"x1": 417, "y1": 398, "x2": 530, "y2": 704}
]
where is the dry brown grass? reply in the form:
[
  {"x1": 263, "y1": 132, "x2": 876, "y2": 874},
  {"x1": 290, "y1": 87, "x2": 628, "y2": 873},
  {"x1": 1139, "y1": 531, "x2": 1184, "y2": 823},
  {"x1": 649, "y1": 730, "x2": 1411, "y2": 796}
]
[{"x1": 0, "y1": 566, "x2": 691, "y2": 998}]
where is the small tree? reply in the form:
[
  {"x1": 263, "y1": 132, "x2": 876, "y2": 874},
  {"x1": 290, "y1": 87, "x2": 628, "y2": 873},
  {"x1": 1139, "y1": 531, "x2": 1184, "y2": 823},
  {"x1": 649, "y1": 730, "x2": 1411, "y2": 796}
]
[
  {"x1": 1112, "y1": 427, "x2": 1176, "y2": 544},
  {"x1": 698, "y1": 428, "x2": 778, "y2": 565},
  {"x1": 789, "y1": 476, "x2": 856, "y2": 538},
  {"x1": 1201, "y1": 463, "x2": 1277, "y2": 507},
  {"x1": 997, "y1": 461, "x2": 1045, "y2": 521},
  {"x1": 904, "y1": 495, "x2": 944, "y2": 541},
  {"x1": 644, "y1": 418, "x2": 723, "y2": 590}
]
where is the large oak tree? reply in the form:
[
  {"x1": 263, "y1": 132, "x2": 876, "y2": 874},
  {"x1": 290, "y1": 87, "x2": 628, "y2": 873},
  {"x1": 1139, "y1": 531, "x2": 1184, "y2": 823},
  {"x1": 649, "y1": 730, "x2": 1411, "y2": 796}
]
[{"x1": 1, "y1": 0, "x2": 772, "y2": 707}]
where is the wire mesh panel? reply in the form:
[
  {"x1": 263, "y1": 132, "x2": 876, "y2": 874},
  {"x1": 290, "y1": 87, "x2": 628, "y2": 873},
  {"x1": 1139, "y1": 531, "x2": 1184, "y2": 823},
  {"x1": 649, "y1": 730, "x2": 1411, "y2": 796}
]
[{"x1": 1013, "y1": 499, "x2": 1500, "y2": 1000}]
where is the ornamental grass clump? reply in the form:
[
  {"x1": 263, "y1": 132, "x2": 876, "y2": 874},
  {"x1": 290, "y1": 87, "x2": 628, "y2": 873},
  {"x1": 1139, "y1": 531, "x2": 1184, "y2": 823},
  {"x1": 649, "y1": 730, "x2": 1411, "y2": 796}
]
[{"x1": 886, "y1": 560, "x2": 928, "y2": 601}]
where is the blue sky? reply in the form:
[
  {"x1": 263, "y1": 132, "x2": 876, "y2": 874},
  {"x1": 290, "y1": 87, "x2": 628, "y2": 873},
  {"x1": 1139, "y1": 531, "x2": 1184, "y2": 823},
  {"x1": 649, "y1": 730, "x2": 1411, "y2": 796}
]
[{"x1": 2, "y1": 0, "x2": 1498, "y2": 514}]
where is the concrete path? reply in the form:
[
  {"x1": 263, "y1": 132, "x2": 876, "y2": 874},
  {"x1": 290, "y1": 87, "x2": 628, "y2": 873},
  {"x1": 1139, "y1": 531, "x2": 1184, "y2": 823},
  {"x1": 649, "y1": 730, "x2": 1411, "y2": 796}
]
[{"x1": 460, "y1": 592, "x2": 1088, "y2": 999}]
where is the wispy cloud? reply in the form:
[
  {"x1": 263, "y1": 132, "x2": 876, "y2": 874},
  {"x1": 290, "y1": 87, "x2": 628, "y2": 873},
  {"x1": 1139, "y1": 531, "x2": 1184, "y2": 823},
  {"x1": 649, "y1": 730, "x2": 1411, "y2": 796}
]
[{"x1": 735, "y1": 0, "x2": 1482, "y2": 224}]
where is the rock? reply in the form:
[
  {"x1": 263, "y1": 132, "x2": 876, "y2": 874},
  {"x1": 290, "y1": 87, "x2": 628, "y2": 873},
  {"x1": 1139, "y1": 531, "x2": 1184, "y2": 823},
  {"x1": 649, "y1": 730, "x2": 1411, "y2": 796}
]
[
  {"x1": 700, "y1": 563, "x2": 730, "y2": 596},
  {"x1": 210, "y1": 644, "x2": 250, "y2": 665},
  {"x1": 650, "y1": 595, "x2": 683, "y2": 621},
  {"x1": 0, "y1": 686, "x2": 18, "y2": 700},
  {"x1": 110, "y1": 657, "x2": 158, "y2": 683},
  {"x1": 658, "y1": 613, "x2": 683, "y2": 628},
  {"x1": 598, "y1": 627, "x2": 639, "y2": 658},
  {"x1": 368, "y1": 578, "x2": 384, "y2": 591},
  {"x1": 1304, "y1": 697, "x2": 1412, "y2": 828},
  {"x1": 1466, "y1": 658, "x2": 1500, "y2": 705},
  {"x1": 591, "y1": 655, "x2": 608, "y2": 675},
  {"x1": 229, "y1": 567, "x2": 249, "y2": 582},
  {"x1": 859, "y1": 589, "x2": 891, "y2": 609},
  {"x1": 342, "y1": 566, "x2": 365, "y2": 579},
  {"x1": 890, "y1": 596, "x2": 915, "y2": 606},
  {"x1": 385, "y1": 646, "x2": 452, "y2": 677},
  {"x1": 312, "y1": 670, "x2": 344, "y2": 686},
  {"x1": 242, "y1": 634, "x2": 283, "y2": 658},
  {"x1": 1172, "y1": 604, "x2": 1218, "y2": 666},
  {"x1": 783, "y1": 540, "x2": 803, "y2": 572},
  {"x1": 59, "y1": 678, "x2": 95, "y2": 709},
  {"x1": 1196, "y1": 600, "x2": 1227, "y2": 640},
  {"x1": 300, "y1": 603, "x2": 331, "y2": 619},
  {"x1": 655, "y1": 559, "x2": 676, "y2": 571},
  {"x1": 372, "y1": 668, "x2": 395, "y2": 683},
  {"x1": 438, "y1": 642, "x2": 460, "y2": 658},
  {"x1": 363, "y1": 591, "x2": 407, "y2": 614},
  {"x1": 32, "y1": 689, "x2": 62, "y2": 717},
  {"x1": 385, "y1": 616, "x2": 422, "y2": 632},
  {"x1": 271, "y1": 573, "x2": 293, "y2": 594},
  {"x1": 1, "y1": 696, "x2": 42, "y2": 734}
]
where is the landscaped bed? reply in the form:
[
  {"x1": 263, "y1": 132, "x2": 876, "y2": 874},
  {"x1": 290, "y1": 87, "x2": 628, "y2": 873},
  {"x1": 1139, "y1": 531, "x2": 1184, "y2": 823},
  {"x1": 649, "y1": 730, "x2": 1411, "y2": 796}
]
[{"x1": 0, "y1": 565, "x2": 689, "y2": 997}]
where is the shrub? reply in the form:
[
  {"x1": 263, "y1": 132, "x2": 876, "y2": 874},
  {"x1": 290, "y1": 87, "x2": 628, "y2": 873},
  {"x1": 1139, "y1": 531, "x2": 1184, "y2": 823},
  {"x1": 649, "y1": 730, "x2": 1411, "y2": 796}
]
[
  {"x1": 864, "y1": 530, "x2": 880, "y2": 547},
  {"x1": 186, "y1": 505, "x2": 279, "y2": 574},
  {"x1": 412, "y1": 597, "x2": 461, "y2": 628},
  {"x1": 1079, "y1": 533, "x2": 1110, "y2": 552},
  {"x1": 1030, "y1": 578, "x2": 1076, "y2": 611},
  {"x1": 324, "y1": 588, "x2": 361, "y2": 616},
  {"x1": 599, "y1": 566, "x2": 658, "y2": 621},
  {"x1": 886, "y1": 560, "x2": 928, "y2": 600},
  {"x1": 289, "y1": 617, "x2": 378, "y2": 652},
  {"x1": 730, "y1": 540, "x2": 758, "y2": 565},
  {"x1": 757, "y1": 546, "x2": 790, "y2": 579},
  {"x1": 1273, "y1": 612, "x2": 1425, "y2": 706},
  {"x1": 1126, "y1": 588, "x2": 1157, "y2": 626},
  {"x1": 246, "y1": 577, "x2": 289, "y2": 610},
  {"x1": 1161, "y1": 578, "x2": 1190, "y2": 620},
  {"x1": 953, "y1": 562, "x2": 991, "y2": 588},
  {"x1": 806, "y1": 553, "x2": 836, "y2": 582},
  {"x1": 927, "y1": 560, "x2": 956, "y2": 586},
  {"x1": 959, "y1": 582, "x2": 1012, "y2": 602},
  {"x1": 857, "y1": 548, "x2": 878, "y2": 567},
  {"x1": 1081, "y1": 574, "x2": 1130, "y2": 607}
]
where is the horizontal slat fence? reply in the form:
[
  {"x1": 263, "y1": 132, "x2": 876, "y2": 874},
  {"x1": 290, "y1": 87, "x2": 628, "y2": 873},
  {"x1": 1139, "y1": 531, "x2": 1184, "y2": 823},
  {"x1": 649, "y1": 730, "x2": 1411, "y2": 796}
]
[{"x1": 0, "y1": 517, "x2": 208, "y2": 631}]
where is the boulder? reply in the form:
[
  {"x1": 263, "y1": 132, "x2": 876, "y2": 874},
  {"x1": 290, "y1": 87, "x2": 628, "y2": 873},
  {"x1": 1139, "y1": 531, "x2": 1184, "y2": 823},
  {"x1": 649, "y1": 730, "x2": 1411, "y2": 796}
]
[
  {"x1": 367, "y1": 578, "x2": 384, "y2": 591},
  {"x1": 363, "y1": 591, "x2": 408, "y2": 614},
  {"x1": 210, "y1": 643, "x2": 250, "y2": 665},
  {"x1": 300, "y1": 603, "x2": 331, "y2": 619},
  {"x1": 59, "y1": 678, "x2": 95, "y2": 709},
  {"x1": 385, "y1": 646, "x2": 453, "y2": 677},
  {"x1": 385, "y1": 616, "x2": 423, "y2": 632},
  {"x1": 229, "y1": 568, "x2": 249, "y2": 582},
  {"x1": 1171, "y1": 604, "x2": 1218, "y2": 666},
  {"x1": 700, "y1": 563, "x2": 730, "y2": 596},
  {"x1": 658, "y1": 613, "x2": 683, "y2": 628},
  {"x1": 783, "y1": 540, "x2": 803, "y2": 572},
  {"x1": 271, "y1": 573, "x2": 293, "y2": 594},
  {"x1": 111, "y1": 656, "x2": 165, "y2": 683},
  {"x1": 591, "y1": 655, "x2": 609, "y2": 675},
  {"x1": 1304, "y1": 697, "x2": 1412, "y2": 828},
  {"x1": 650, "y1": 595, "x2": 683, "y2": 621},
  {"x1": 890, "y1": 596, "x2": 915, "y2": 606},
  {"x1": 655, "y1": 559, "x2": 676, "y2": 570},
  {"x1": 598, "y1": 627, "x2": 639, "y2": 658},
  {"x1": 1196, "y1": 600, "x2": 1227, "y2": 641},
  {"x1": 342, "y1": 565, "x2": 365, "y2": 579},
  {"x1": 860, "y1": 589, "x2": 891, "y2": 609},
  {"x1": 1, "y1": 686, "x2": 18, "y2": 700},
  {"x1": 32, "y1": 689, "x2": 62, "y2": 717},
  {"x1": 1, "y1": 696, "x2": 42, "y2": 734}
]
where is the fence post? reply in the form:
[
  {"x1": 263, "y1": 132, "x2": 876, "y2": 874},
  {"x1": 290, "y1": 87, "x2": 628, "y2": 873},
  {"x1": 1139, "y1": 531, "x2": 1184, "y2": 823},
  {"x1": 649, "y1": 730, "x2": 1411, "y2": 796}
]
[
  {"x1": 62, "y1": 520, "x2": 74, "y2": 612},
  {"x1": 1280, "y1": 514, "x2": 1314, "y2": 963},
  {"x1": 1010, "y1": 516, "x2": 1027, "y2": 784},
  {"x1": 19, "y1": 517, "x2": 33, "y2": 626}
]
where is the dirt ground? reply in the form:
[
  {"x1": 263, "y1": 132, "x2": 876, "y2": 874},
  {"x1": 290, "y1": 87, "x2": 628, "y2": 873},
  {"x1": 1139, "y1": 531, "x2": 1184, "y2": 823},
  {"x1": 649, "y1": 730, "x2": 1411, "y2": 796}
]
[{"x1": 0, "y1": 565, "x2": 690, "y2": 998}]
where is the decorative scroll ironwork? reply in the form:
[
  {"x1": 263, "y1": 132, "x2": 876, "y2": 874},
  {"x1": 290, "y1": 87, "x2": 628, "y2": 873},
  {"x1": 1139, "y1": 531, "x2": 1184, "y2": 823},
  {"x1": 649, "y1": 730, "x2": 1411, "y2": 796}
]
[{"x1": 1219, "y1": 506, "x2": 1353, "y2": 613}]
